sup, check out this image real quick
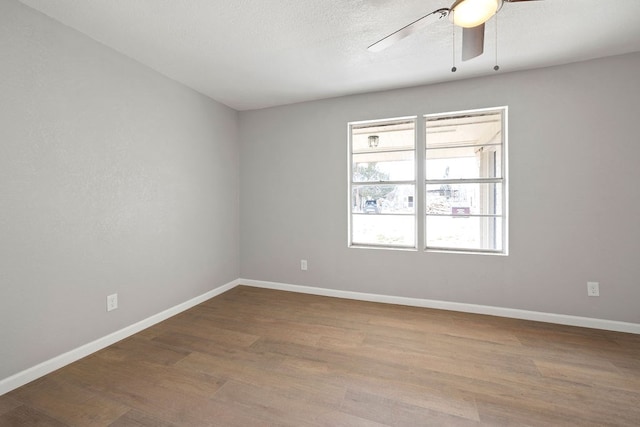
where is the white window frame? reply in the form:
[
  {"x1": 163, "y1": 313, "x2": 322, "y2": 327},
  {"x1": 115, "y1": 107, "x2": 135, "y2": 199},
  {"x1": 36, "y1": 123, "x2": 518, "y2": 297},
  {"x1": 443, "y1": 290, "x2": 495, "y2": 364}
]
[
  {"x1": 348, "y1": 107, "x2": 507, "y2": 255},
  {"x1": 424, "y1": 106, "x2": 508, "y2": 255},
  {"x1": 348, "y1": 116, "x2": 417, "y2": 250}
]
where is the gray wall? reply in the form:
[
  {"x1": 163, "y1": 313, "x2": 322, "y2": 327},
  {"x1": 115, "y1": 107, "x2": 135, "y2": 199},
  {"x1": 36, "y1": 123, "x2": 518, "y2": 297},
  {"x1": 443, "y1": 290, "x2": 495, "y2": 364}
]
[
  {"x1": 0, "y1": 1, "x2": 239, "y2": 380},
  {"x1": 239, "y1": 52, "x2": 640, "y2": 324}
]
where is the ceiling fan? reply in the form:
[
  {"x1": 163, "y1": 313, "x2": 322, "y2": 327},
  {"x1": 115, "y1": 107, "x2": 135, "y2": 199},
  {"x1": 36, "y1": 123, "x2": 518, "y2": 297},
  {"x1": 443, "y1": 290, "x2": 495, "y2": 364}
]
[{"x1": 368, "y1": 0, "x2": 540, "y2": 62}]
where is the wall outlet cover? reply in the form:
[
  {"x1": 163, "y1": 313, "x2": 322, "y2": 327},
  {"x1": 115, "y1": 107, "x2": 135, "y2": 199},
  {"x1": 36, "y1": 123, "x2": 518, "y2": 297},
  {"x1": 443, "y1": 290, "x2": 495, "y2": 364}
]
[
  {"x1": 587, "y1": 282, "x2": 600, "y2": 297},
  {"x1": 107, "y1": 293, "x2": 118, "y2": 311}
]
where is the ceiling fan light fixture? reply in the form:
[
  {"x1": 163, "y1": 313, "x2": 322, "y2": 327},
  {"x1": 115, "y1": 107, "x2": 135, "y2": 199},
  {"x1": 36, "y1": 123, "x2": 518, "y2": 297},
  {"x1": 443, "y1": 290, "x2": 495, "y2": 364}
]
[{"x1": 450, "y1": 0, "x2": 502, "y2": 28}]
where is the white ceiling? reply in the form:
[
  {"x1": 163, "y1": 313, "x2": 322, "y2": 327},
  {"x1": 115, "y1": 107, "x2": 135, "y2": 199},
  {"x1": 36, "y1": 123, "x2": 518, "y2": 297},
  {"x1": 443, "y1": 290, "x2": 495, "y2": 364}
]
[{"x1": 18, "y1": 0, "x2": 640, "y2": 111}]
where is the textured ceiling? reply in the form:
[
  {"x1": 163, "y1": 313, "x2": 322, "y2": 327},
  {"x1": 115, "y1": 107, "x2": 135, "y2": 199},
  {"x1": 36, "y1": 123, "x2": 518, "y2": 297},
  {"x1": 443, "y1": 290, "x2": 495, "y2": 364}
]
[{"x1": 18, "y1": 0, "x2": 640, "y2": 111}]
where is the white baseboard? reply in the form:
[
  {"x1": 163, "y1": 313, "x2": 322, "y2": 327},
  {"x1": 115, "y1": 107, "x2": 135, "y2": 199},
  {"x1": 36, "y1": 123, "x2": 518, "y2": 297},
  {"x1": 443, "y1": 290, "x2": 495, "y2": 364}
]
[
  {"x1": 0, "y1": 279, "x2": 241, "y2": 396},
  {"x1": 240, "y1": 278, "x2": 640, "y2": 335},
  {"x1": 4, "y1": 277, "x2": 639, "y2": 396}
]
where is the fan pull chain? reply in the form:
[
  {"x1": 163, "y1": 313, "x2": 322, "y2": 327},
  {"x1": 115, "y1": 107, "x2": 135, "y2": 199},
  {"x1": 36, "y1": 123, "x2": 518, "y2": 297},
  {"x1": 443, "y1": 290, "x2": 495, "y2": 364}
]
[
  {"x1": 451, "y1": 10, "x2": 457, "y2": 72},
  {"x1": 494, "y1": 13, "x2": 500, "y2": 71}
]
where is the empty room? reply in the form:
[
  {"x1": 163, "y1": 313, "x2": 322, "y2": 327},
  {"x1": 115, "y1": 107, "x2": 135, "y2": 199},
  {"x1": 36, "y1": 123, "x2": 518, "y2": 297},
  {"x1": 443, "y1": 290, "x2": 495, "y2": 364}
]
[{"x1": 1, "y1": 0, "x2": 640, "y2": 425}]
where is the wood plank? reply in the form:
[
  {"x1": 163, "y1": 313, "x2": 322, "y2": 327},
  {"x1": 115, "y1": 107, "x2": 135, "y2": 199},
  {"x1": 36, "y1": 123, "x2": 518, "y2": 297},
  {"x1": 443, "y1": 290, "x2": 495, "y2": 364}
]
[
  {"x1": 340, "y1": 388, "x2": 480, "y2": 426},
  {"x1": 108, "y1": 409, "x2": 178, "y2": 427},
  {"x1": 0, "y1": 395, "x2": 22, "y2": 417},
  {"x1": 0, "y1": 405, "x2": 68, "y2": 426},
  {"x1": 9, "y1": 376, "x2": 129, "y2": 426}
]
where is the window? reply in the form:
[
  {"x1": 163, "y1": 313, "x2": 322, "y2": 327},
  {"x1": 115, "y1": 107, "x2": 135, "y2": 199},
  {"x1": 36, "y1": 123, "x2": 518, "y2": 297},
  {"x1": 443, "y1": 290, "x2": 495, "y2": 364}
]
[
  {"x1": 348, "y1": 107, "x2": 507, "y2": 255},
  {"x1": 348, "y1": 117, "x2": 416, "y2": 248},
  {"x1": 425, "y1": 108, "x2": 507, "y2": 253}
]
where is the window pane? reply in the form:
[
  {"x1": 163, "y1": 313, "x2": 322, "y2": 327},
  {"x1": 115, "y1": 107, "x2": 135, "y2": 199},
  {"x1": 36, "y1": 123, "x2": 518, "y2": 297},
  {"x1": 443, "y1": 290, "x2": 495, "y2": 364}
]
[
  {"x1": 352, "y1": 185, "x2": 415, "y2": 214},
  {"x1": 353, "y1": 151, "x2": 414, "y2": 182},
  {"x1": 426, "y1": 145, "x2": 502, "y2": 179},
  {"x1": 426, "y1": 112, "x2": 502, "y2": 149},
  {"x1": 426, "y1": 216, "x2": 503, "y2": 251},
  {"x1": 352, "y1": 214, "x2": 415, "y2": 247},
  {"x1": 426, "y1": 183, "x2": 503, "y2": 216},
  {"x1": 352, "y1": 121, "x2": 414, "y2": 153}
]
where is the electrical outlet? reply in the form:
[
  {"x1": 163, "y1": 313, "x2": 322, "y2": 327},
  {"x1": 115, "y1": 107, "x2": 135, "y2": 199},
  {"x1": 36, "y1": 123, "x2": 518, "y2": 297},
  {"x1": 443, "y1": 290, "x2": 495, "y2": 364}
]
[
  {"x1": 587, "y1": 282, "x2": 600, "y2": 297},
  {"x1": 107, "y1": 293, "x2": 118, "y2": 311},
  {"x1": 300, "y1": 259, "x2": 308, "y2": 271}
]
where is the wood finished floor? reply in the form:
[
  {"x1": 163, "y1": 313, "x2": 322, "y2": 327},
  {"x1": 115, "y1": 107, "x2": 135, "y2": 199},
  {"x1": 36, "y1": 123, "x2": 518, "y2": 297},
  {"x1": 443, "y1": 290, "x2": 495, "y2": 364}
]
[{"x1": 1, "y1": 286, "x2": 639, "y2": 426}]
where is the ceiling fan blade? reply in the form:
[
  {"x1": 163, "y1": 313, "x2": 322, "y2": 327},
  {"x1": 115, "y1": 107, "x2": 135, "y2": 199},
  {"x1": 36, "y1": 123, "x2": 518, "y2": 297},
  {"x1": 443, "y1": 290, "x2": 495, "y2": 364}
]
[
  {"x1": 367, "y1": 8, "x2": 449, "y2": 52},
  {"x1": 461, "y1": 23, "x2": 484, "y2": 61},
  {"x1": 503, "y1": 0, "x2": 542, "y2": 2}
]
